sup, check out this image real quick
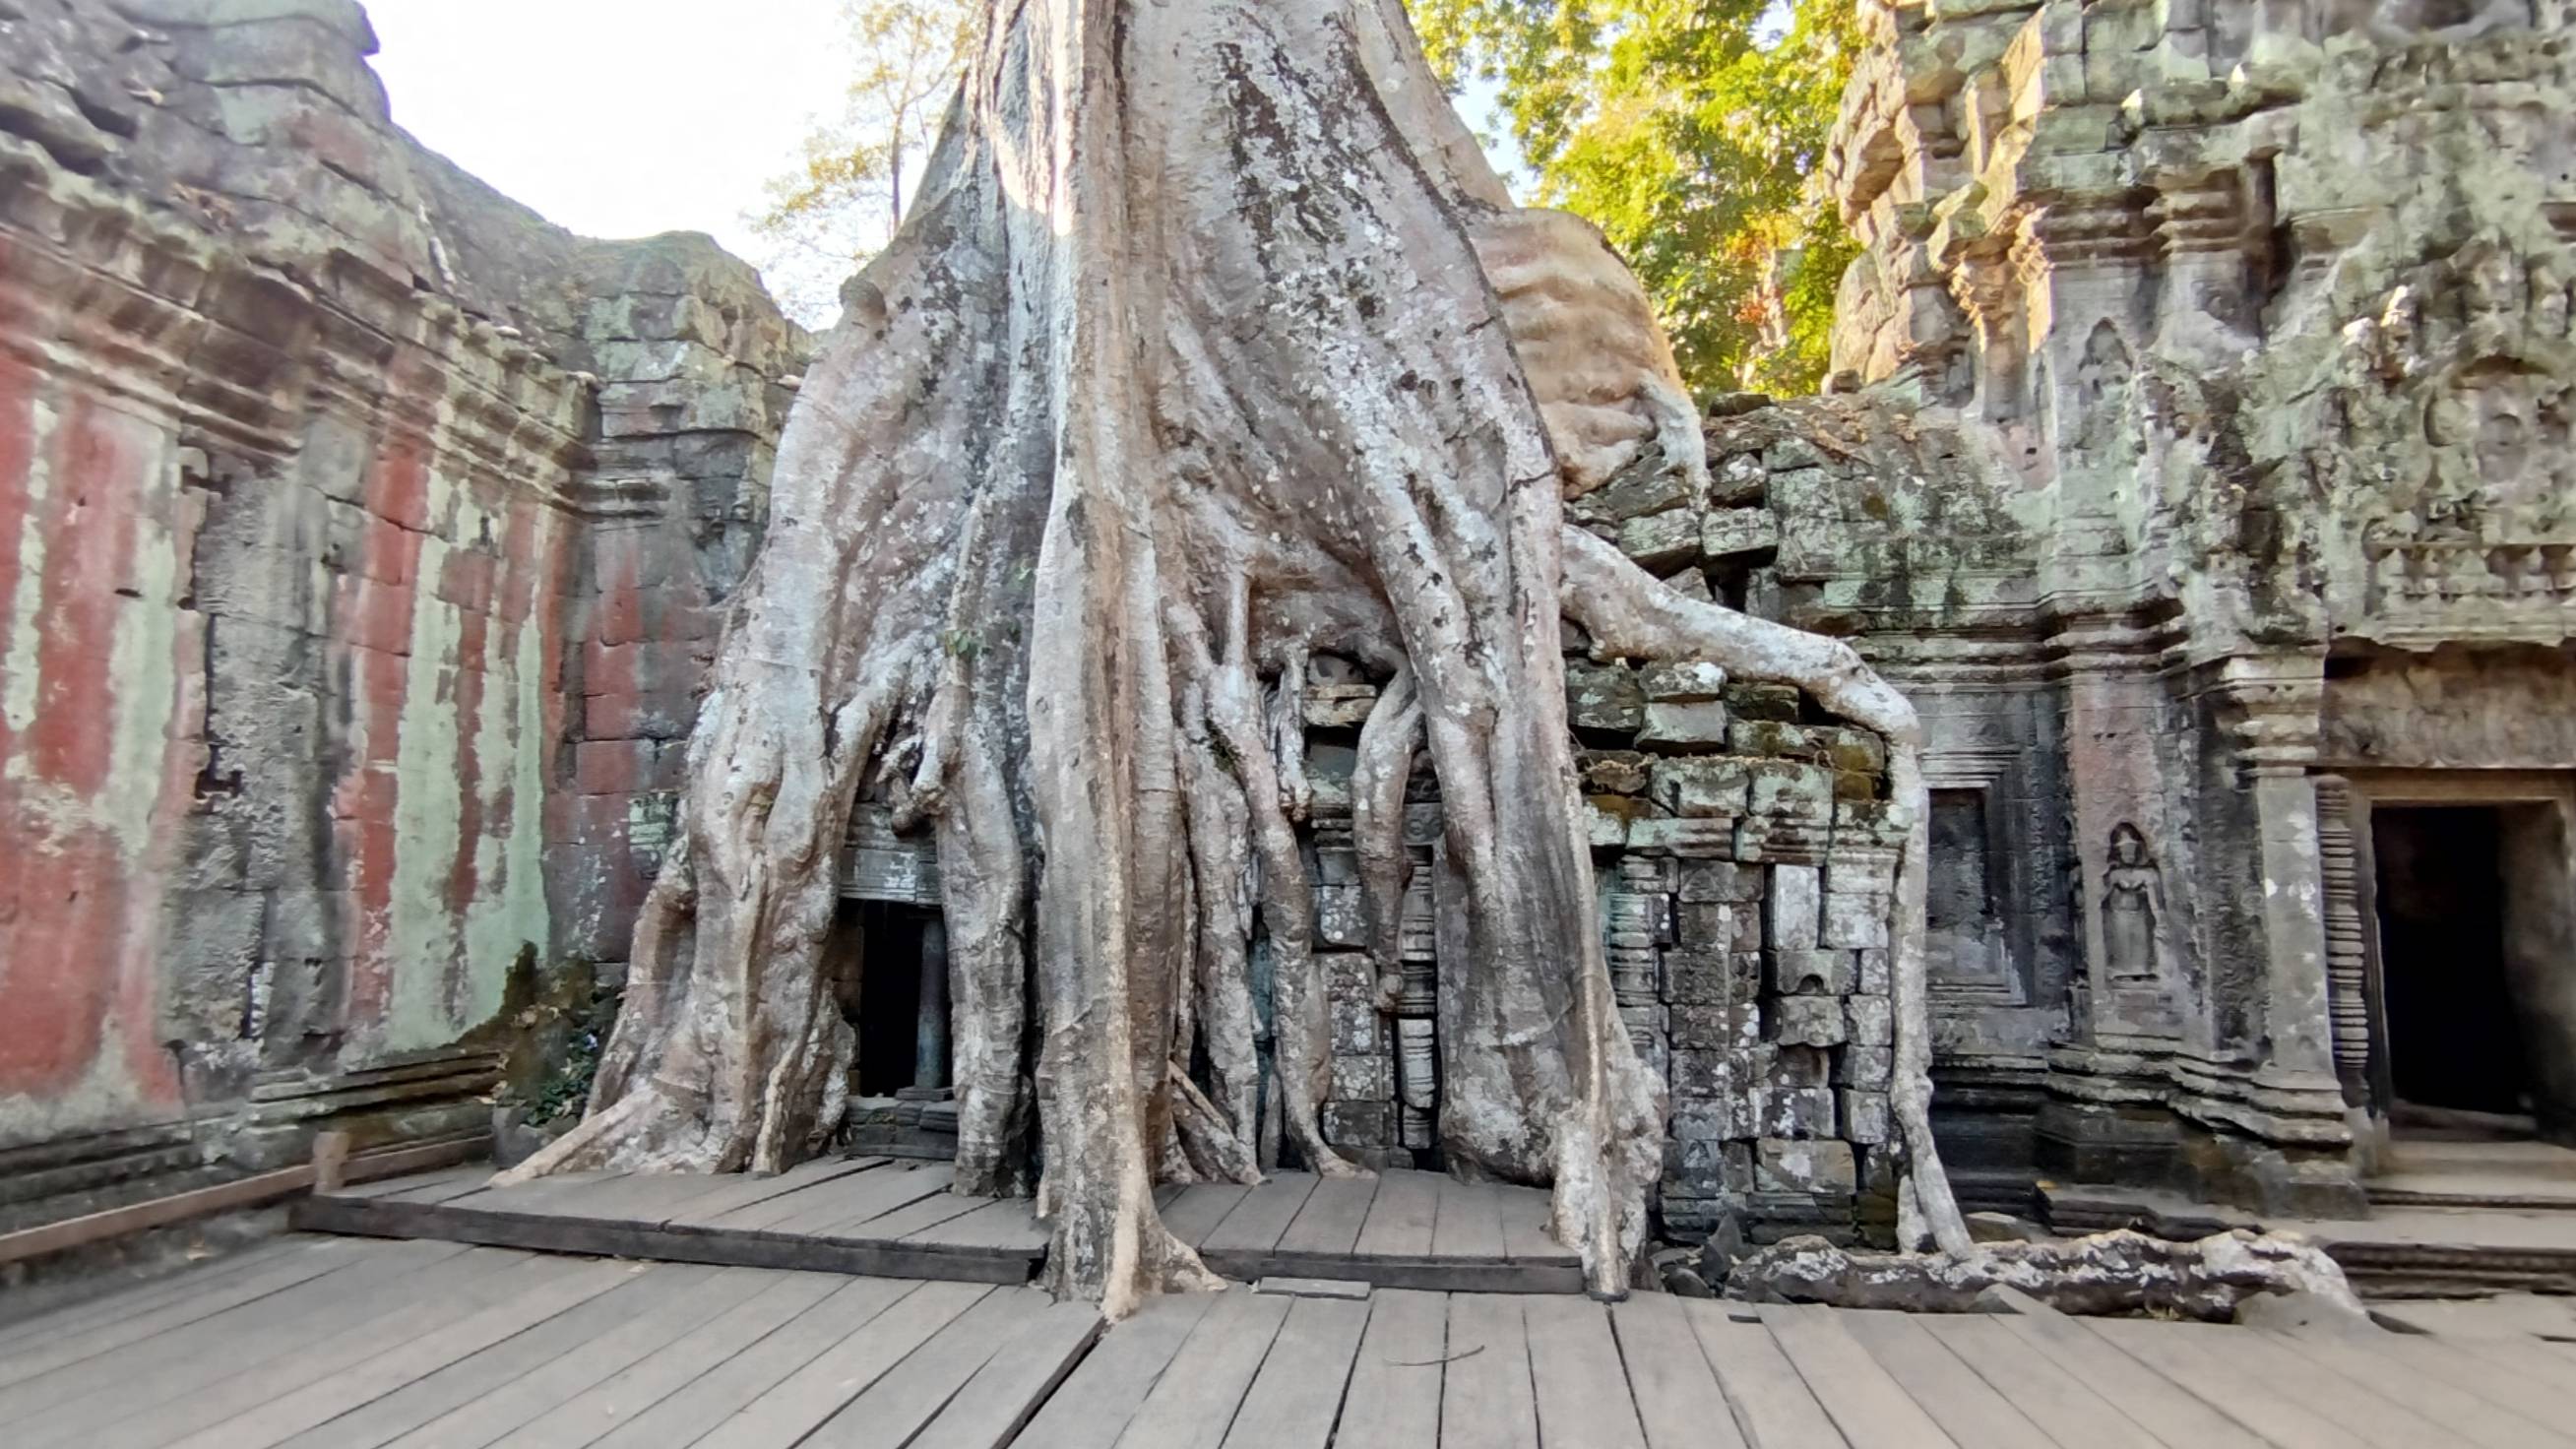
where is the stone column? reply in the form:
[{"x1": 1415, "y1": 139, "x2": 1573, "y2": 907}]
[{"x1": 916, "y1": 914, "x2": 950, "y2": 1092}]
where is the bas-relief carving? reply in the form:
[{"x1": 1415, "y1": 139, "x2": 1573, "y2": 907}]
[{"x1": 2102, "y1": 824, "x2": 2172, "y2": 986}]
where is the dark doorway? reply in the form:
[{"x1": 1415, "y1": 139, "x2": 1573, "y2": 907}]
[
  {"x1": 852, "y1": 904, "x2": 933, "y2": 1097},
  {"x1": 2372, "y1": 806, "x2": 2534, "y2": 1121}
]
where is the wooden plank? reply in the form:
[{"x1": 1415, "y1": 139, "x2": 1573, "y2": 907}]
[
  {"x1": 1679, "y1": 1303, "x2": 1846, "y2": 1449},
  {"x1": 1915, "y1": 1315, "x2": 2162, "y2": 1449},
  {"x1": 34, "y1": 1248, "x2": 544, "y2": 1449},
  {"x1": 165, "y1": 1256, "x2": 651, "y2": 1449},
  {"x1": 2085, "y1": 1318, "x2": 2357, "y2": 1449},
  {"x1": 1205, "y1": 1174, "x2": 1322, "y2": 1254},
  {"x1": 1111, "y1": 1288, "x2": 1293, "y2": 1448},
  {"x1": 2146, "y1": 1321, "x2": 2457, "y2": 1449},
  {"x1": 0, "y1": 1165, "x2": 315, "y2": 1267},
  {"x1": 658, "y1": 1156, "x2": 889, "y2": 1227},
  {"x1": 2254, "y1": 1325, "x2": 2569, "y2": 1449},
  {"x1": 1162, "y1": 1183, "x2": 1251, "y2": 1247},
  {"x1": 1606, "y1": 1295, "x2": 1746, "y2": 1449},
  {"x1": 750, "y1": 1161, "x2": 945, "y2": 1236},
  {"x1": 0, "y1": 1238, "x2": 356, "y2": 1378},
  {"x1": 1524, "y1": 1296, "x2": 1648, "y2": 1449},
  {"x1": 1428, "y1": 1177, "x2": 1505, "y2": 1261},
  {"x1": 576, "y1": 1276, "x2": 915, "y2": 1449},
  {"x1": 488, "y1": 1272, "x2": 856, "y2": 1449},
  {"x1": 445, "y1": 1171, "x2": 630, "y2": 1218},
  {"x1": 834, "y1": 1179, "x2": 992, "y2": 1241},
  {"x1": 1498, "y1": 1186, "x2": 1572, "y2": 1264},
  {"x1": 2326, "y1": 1322, "x2": 2576, "y2": 1428},
  {"x1": 1350, "y1": 1169, "x2": 1437, "y2": 1258},
  {"x1": 0, "y1": 1237, "x2": 316, "y2": 1352},
  {"x1": 1219, "y1": 1293, "x2": 1369, "y2": 1449},
  {"x1": 1194, "y1": 1244, "x2": 1584, "y2": 1295},
  {"x1": 1334, "y1": 1289, "x2": 1447, "y2": 1447},
  {"x1": 1832, "y1": 1310, "x2": 2056, "y2": 1449},
  {"x1": 1439, "y1": 1292, "x2": 1537, "y2": 1449},
  {"x1": 1275, "y1": 1176, "x2": 1379, "y2": 1257},
  {"x1": 906, "y1": 1296, "x2": 1106, "y2": 1449},
  {"x1": 1015, "y1": 1291, "x2": 1219, "y2": 1449},
  {"x1": 367, "y1": 1266, "x2": 779, "y2": 1449},
  {"x1": 689, "y1": 1281, "x2": 991, "y2": 1449},
  {"x1": 0, "y1": 1237, "x2": 466, "y2": 1410},
  {"x1": 1983, "y1": 1302, "x2": 2270, "y2": 1449},
  {"x1": 801, "y1": 1286, "x2": 1047, "y2": 1448},
  {"x1": 903, "y1": 1197, "x2": 1045, "y2": 1250},
  {"x1": 289, "y1": 1192, "x2": 1038, "y2": 1284},
  {"x1": 361, "y1": 1166, "x2": 496, "y2": 1205},
  {"x1": 1760, "y1": 1305, "x2": 1958, "y2": 1448}
]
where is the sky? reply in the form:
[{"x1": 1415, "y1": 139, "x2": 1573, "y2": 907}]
[{"x1": 363, "y1": 0, "x2": 1517, "y2": 317}]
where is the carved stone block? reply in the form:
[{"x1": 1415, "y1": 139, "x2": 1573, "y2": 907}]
[
  {"x1": 1323, "y1": 1101, "x2": 1392, "y2": 1149},
  {"x1": 1847, "y1": 995, "x2": 1893, "y2": 1047},
  {"x1": 1841, "y1": 1090, "x2": 1891, "y2": 1144},
  {"x1": 1640, "y1": 701, "x2": 1731, "y2": 752},
  {"x1": 1331, "y1": 997, "x2": 1383, "y2": 1055},
  {"x1": 1674, "y1": 1092, "x2": 1759, "y2": 1145},
  {"x1": 1759, "y1": 1086, "x2": 1837, "y2": 1139},
  {"x1": 1767, "y1": 865, "x2": 1821, "y2": 950},
  {"x1": 1676, "y1": 860, "x2": 1762, "y2": 904},
  {"x1": 1651, "y1": 757, "x2": 1751, "y2": 816},
  {"x1": 1332, "y1": 1053, "x2": 1392, "y2": 1102},
  {"x1": 1819, "y1": 891, "x2": 1889, "y2": 949},
  {"x1": 1580, "y1": 749, "x2": 1651, "y2": 794},
  {"x1": 1641, "y1": 660, "x2": 1728, "y2": 701},
  {"x1": 1565, "y1": 661, "x2": 1644, "y2": 738},
  {"x1": 1673, "y1": 901, "x2": 1729, "y2": 948},
  {"x1": 1854, "y1": 948, "x2": 1891, "y2": 995},
  {"x1": 1757, "y1": 1138, "x2": 1857, "y2": 1196},
  {"x1": 1617, "y1": 507, "x2": 1704, "y2": 569},
  {"x1": 1747, "y1": 760, "x2": 1835, "y2": 821},
  {"x1": 1626, "y1": 818, "x2": 1734, "y2": 854},
  {"x1": 1833, "y1": 1044, "x2": 1893, "y2": 1090},
  {"x1": 1304, "y1": 683, "x2": 1378, "y2": 728},
  {"x1": 1768, "y1": 995, "x2": 1847, "y2": 1047},
  {"x1": 1316, "y1": 885, "x2": 1364, "y2": 948},
  {"x1": 1768, "y1": 949, "x2": 1857, "y2": 996},
  {"x1": 1670, "y1": 1003, "x2": 1759, "y2": 1051}
]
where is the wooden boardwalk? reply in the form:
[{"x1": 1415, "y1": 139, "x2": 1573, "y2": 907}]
[
  {"x1": 294, "y1": 1156, "x2": 1047, "y2": 1285},
  {"x1": 297, "y1": 1163, "x2": 1582, "y2": 1294},
  {"x1": 8, "y1": 1233, "x2": 2574, "y2": 1449}
]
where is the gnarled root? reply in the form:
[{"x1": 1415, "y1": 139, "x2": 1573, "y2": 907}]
[
  {"x1": 1725, "y1": 1228, "x2": 2364, "y2": 1320},
  {"x1": 1560, "y1": 527, "x2": 1975, "y2": 1259}
]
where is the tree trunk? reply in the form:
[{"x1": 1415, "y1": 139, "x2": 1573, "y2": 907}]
[{"x1": 503, "y1": 0, "x2": 1967, "y2": 1313}]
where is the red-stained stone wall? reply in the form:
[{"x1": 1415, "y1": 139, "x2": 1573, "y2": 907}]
[{"x1": 0, "y1": 0, "x2": 803, "y2": 1212}]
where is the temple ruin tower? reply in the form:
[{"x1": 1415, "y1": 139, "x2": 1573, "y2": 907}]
[{"x1": 1684, "y1": 0, "x2": 2576, "y2": 1217}]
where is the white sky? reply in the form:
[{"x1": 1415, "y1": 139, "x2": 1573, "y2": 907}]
[{"x1": 363, "y1": 0, "x2": 1518, "y2": 309}]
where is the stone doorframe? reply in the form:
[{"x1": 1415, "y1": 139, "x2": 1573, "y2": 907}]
[{"x1": 2315, "y1": 768, "x2": 2576, "y2": 1156}]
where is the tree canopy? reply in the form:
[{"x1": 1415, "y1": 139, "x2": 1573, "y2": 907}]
[
  {"x1": 1410, "y1": 0, "x2": 1858, "y2": 395},
  {"x1": 747, "y1": 0, "x2": 977, "y2": 323}
]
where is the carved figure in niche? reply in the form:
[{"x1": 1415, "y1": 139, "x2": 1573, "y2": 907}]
[
  {"x1": 2069, "y1": 320, "x2": 2134, "y2": 461},
  {"x1": 2103, "y1": 823, "x2": 2174, "y2": 985}
]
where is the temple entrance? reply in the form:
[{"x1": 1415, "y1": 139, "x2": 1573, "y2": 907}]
[
  {"x1": 850, "y1": 904, "x2": 949, "y2": 1097},
  {"x1": 2371, "y1": 806, "x2": 2532, "y2": 1124},
  {"x1": 2353, "y1": 787, "x2": 2576, "y2": 1149}
]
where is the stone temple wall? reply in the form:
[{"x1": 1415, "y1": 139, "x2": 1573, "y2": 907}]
[
  {"x1": 1706, "y1": 0, "x2": 2576, "y2": 1217},
  {"x1": 1299, "y1": 440, "x2": 1915, "y2": 1241},
  {"x1": 0, "y1": 0, "x2": 802, "y2": 1220}
]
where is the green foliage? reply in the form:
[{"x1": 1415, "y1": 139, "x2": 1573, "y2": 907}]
[
  {"x1": 1410, "y1": 0, "x2": 1858, "y2": 394},
  {"x1": 749, "y1": 0, "x2": 977, "y2": 323}
]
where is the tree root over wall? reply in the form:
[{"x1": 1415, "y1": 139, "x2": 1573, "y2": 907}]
[{"x1": 502, "y1": 0, "x2": 1970, "y2": 1313}]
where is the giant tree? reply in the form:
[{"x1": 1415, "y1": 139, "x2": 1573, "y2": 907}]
[{"x1": 507, "y1": 0, "x2": 1966, "y2": 1314}]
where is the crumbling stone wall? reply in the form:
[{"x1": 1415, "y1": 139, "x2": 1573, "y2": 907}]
[
  {"x1": 1715, "y1": 0, "x2": 2576, "y2": 1214},
  {"x1": 0, "y1": 0, "x2": 804, "y2": 1215}
]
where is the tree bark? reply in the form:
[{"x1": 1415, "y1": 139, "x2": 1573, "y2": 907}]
[{"x1": 503, "y1": 0, "x2": 1967, "y2": 1312}]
